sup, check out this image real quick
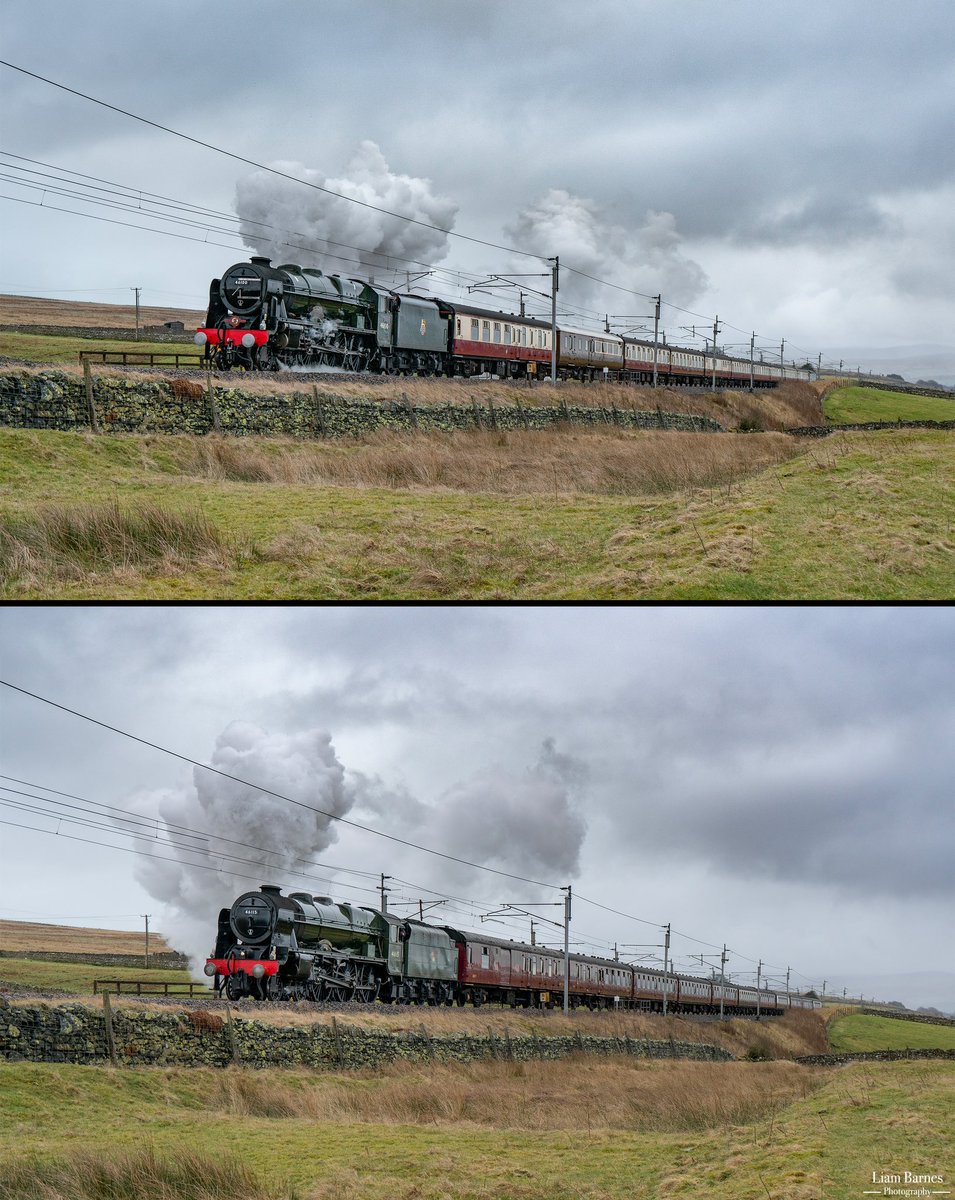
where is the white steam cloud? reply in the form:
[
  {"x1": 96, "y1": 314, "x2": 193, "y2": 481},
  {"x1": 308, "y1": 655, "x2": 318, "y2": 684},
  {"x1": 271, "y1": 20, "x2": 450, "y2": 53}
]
[
  {"x1": 428, "y1": 738, "x2": 589, "y2": 891},
  {"x1": 235, "y1": 141, "x2": 458, "y2": 275},
  {"x1": 132, "y1": 723, "x2": 589, "y2": 970},
  {"x1": 505, "y1": 189, "x2": 708, "y2": 310},
  {"x1": 131, "y1": 722, "x2": 358, "y2": 969}
]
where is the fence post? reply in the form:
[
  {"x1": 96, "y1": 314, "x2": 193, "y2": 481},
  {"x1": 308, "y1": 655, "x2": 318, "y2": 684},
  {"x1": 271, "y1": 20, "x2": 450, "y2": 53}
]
[
  {"x1": 102, "y1": 990, "x2": 118, "y2": 1067},
  {"x1": 330, "y1": 1015, "x2": 345, "y2": 1066},
  {"x1": 312, "y1": 385, "x2": 327, "y2": 438},
  {"x1": 206, "y1": 371, "x2": 221, "y2": 434},
  {"x1": 83, "y1": 357, "x2": 99, "y2": 432},
  {"x1": 226, "y1": 1006, "x2": 241, "y2": 1066}
]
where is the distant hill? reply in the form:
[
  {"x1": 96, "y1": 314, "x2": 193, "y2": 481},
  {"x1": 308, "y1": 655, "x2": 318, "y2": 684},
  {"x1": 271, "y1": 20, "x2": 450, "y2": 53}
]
[
  {"x1": 0, "y1": 918, "x2": 173, "y2": 957},
  {"x1": 0, "y1": 293, "x2": 205, "y2": 332}
]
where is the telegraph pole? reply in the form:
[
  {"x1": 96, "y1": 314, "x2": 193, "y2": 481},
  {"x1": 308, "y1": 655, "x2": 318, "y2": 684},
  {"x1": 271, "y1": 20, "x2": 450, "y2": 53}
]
[
  {"x1": 711, "y1": 315, "x2": 721, "y2": 389},
  {"x1": 549, "y1": 256, "x2": 559, "y2": 384},
  {"x1": 749, "y1": 332, "x2": 756, "y2": 393},
  {"x1": 652, "y1": 294, "x2": 661, "y2": 388},
  {"x1": 756, "y1": 959, "x2": 763, "y2": 1021},
  {"x1": 142, "y1": 913, "x2": 151, "y2": 969},
  {"x1": 562, "y1": 884, "x2": 572, "y2": 1015},
  {"x1": 132, "y1": 287, "x2": 141, "y2": 340},
  {"x1": 786, "y1": 965, "x2": 791, "y2": 994},
  {"x1": 718, "y1": 944, "x2": 728, "y2": 1019},
  {"x1": 662, "y1": 922, "x2": 671, "y2": 1017},
  {"x1": 379, "y1": 873, "x2": 391, "y2": 913}
]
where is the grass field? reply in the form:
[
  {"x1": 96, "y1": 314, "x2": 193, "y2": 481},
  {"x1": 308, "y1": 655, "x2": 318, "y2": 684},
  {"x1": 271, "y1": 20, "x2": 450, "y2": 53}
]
[
  {"x1": 824, "y1": 384, "x2": 955, "y2": 423},
  {"x1": 0, "y1": 1058, "x2": 951, "y2": 1199},
  {"x1": 828, "y1": 1012, "x2": 955, "y2": 1052},
  {"x1": 1, "y1": 423, "x2": 953, "y2": 599},
  {"x1": 0, "y1": 330, "x2": 199, "y2": 364},
  {"x1": 0, "y1": 955, "x2": 200, "y2": 993}
]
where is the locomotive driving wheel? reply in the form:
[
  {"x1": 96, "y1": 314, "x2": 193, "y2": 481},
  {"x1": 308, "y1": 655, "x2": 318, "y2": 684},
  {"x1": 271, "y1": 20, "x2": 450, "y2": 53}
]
[{"x1": 324, "y1": 960, "x2": 357, "y2": 1003}]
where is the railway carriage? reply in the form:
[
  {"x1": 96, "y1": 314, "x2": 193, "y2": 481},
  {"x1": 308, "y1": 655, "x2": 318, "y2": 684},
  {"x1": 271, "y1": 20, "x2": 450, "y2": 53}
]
[
  {"x1": 206, "y1": 884, "x2": 820, "y2": 1013},
  {"x1": 197, "y1": 256, "x2": 814, "y2": 387},
  {"x1": 556, "y1": 327, "x2": 625, "y2": 380},
  {"x1": 447, "y1": 304, "x2": 552, "y2": 378}
]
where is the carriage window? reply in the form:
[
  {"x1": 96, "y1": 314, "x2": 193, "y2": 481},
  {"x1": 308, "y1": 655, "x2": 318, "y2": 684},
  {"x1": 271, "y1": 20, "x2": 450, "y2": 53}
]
[
  {"x1": 482, "y1": 321, "x2": 490, "y2": 341},
  {"x1": 481, "y1": 947, "x2": 490, "y2": 969},
  {"x1": 493, "y1": 322, "x2": 502, "y2": 343},
  {"x1": 456, "y1": 319, "x2": 461, "y2": 335},
  {"x1": 504, "y1": 325, "x2": 512, "y2": 344},
  {"x1": 470, "y1": 319, "x2": 479, "y2": 339}
]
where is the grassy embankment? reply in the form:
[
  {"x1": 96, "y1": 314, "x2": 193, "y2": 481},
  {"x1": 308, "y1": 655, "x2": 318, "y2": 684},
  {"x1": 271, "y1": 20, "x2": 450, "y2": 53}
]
[
  {"x1": 823, "y1": 384, "x2": 955, "y2": 423},
  {"x1": 0, "y1": 1058, "x2": 952, "y2": 1199},
  {"x1": 828, "y1": 1011, "x2": 955, "y2": 1052},
  {"x1": 1, "y1": 418, "x2": 953, "y2": 599},
  {"x1": 0, "y1": 956, "x2": 198, "y2": 993}
]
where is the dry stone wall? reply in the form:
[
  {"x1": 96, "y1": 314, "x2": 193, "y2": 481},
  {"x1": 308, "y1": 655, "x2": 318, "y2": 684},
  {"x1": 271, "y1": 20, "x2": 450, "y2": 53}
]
[
  {"x1": 0, "y1": 949, "x2": 188, "y2": 970},
  {"x1": 858, "y1": 1007, "x2": 955, "y2": 1028},
  {"x1": 0, "y1": 999, "x2": 731, "y2": 1069},
  {"x1": 0, "y1": 369, "x2": 724, "y2": 438},
  {"x1": 796, "y1": 1048, "x2": 955, "y2": 1066}
]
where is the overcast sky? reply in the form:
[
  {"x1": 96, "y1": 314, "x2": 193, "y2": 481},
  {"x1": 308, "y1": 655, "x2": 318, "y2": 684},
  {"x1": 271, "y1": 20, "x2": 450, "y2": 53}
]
[
  {"x1": 1, "y1": 606, "x2": 952, "y2": 1012},
  {"x1": 1, "y1": 0, "x2": 954, "y2": 381}
]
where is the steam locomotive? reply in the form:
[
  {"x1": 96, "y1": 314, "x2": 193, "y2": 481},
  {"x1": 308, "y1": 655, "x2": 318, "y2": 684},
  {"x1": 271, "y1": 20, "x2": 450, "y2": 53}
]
[
  {"x1": 195, "y1": 257, "x2": 814, "y2": 388},
  {"x1": 206, "y1": 883, "x2": 821, "y2": 1014}
]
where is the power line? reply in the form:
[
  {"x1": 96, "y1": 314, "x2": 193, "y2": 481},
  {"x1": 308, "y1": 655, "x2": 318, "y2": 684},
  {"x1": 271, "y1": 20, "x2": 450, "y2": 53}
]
[
  {"x1": 0, "y1": 60, "x2": 538, "y2": 262},
  {"x1": 0, "y1": 682, "x2": 823, "y2": 980},
  {"x1": 0, "y1": 67, "x2": 818, "y2": 353},
  {"x1": 0, "y1": 775, "x2": 380, "y2": 881},
  {"x1": 0, "y1": 679, "x2": 560, "y2": 891}
]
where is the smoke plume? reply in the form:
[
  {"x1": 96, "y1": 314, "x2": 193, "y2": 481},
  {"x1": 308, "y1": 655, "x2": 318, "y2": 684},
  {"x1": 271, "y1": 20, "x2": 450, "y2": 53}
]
[
  {"x1": 131, "y1": 722, "x2": 590, "y2": 970},
  {"x1": 130, "y1": 721, "x2": 359, "y2": 968},
  {"x1": 235, "y1": 141, "x2": 458, "y2": 276},
  {"x1": 428, "y1": 738, "x2": 589, "y2": 891},
  {"x1": 505, "y1": 189, "x2": 707, "y2": 311}
]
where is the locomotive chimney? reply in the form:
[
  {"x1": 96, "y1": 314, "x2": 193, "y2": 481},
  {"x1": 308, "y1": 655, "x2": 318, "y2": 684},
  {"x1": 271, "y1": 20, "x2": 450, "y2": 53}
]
[
  {"x1": 260, "y1": 884, "x2": 283, "y2": 894},
  {"x1": 250, "y1": 257, "x2": 272, "y2": 267}
]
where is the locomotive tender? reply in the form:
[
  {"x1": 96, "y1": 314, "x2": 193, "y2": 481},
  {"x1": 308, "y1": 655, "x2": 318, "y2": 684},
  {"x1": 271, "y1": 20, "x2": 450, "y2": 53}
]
[
  {"x1": 196, "y1": 257, "x2": 814, "y2": 388},
  {"x1": 206, "y1": 883, "x2": 821, "y2": 1014}
]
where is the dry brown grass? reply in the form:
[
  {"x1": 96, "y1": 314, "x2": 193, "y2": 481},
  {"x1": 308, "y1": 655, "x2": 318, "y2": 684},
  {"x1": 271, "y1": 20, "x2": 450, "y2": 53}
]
[
  {"x1": 202, "y1": 1056, "x2": 824, "y2": 1132},
  {"x1": 178, "y1": 426, "x2": 806, "y2": 497},
  {"x1": 0, "y1": 294, "x2": 204, "y2": 330},
  {"x1": 0, "y1": 499, "x2": 245, "y2": 585},
  {"x1": 0, "y1": 919, "x2": 173, "y2": 956},
  {"x1": 5, "y1": 996, "x2": 828, "y2": 1061},
  {"x1": 0, "y1": 1147, "x2": 296, "y2": 1200},
  {"x1": 0, "y1": 356, "x2": 823, "y2": 431}
]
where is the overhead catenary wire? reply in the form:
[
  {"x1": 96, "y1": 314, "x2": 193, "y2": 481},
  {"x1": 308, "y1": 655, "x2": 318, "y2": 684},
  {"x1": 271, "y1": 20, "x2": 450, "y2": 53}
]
[
  {"x1": 0, "y1": 777, "x2": 618, "y2": 955},
  {"x1": 0, "y1": 63, "x2": 820, "y2": 354},
  {"x1": 0, "y1": 681, "x2": 821, "y2": 982},
  {"x1": 0, "y1": 679, "x2": 559, "y2": 891}
]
